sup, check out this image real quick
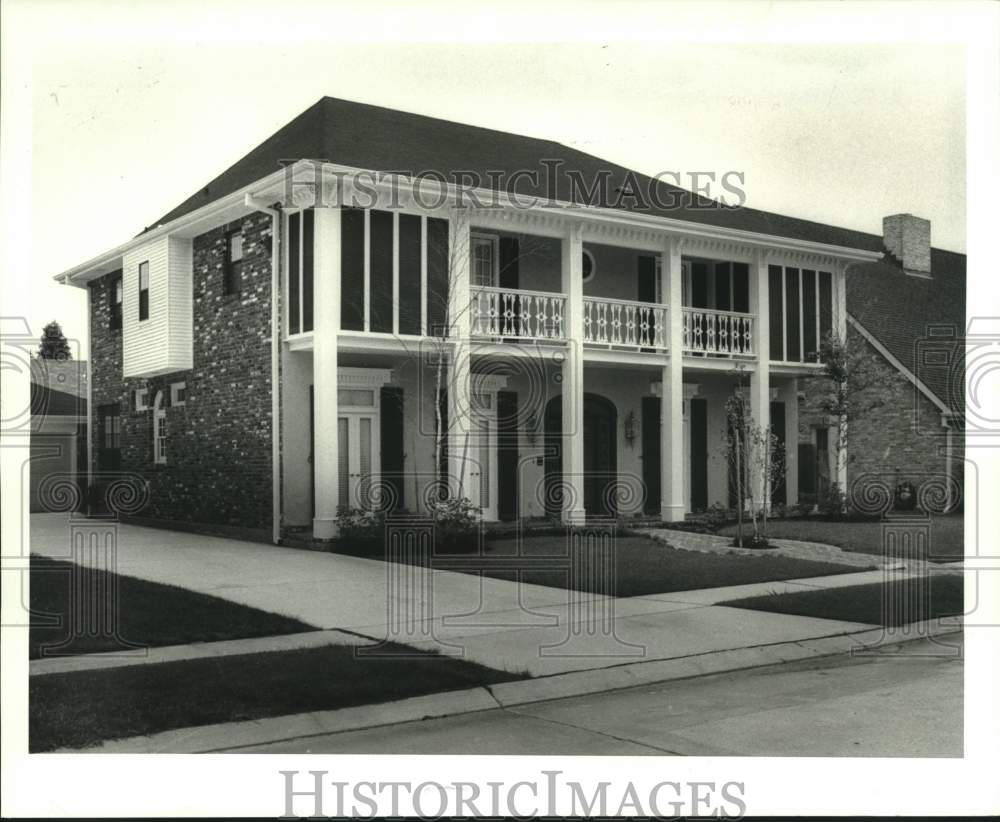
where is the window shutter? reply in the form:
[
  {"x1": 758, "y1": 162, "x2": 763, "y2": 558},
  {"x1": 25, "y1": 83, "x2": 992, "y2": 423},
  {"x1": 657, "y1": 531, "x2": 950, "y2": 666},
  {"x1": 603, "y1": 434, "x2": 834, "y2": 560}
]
[{"x1": 498, "y1": 237, "x2": 520, "y2": 290}]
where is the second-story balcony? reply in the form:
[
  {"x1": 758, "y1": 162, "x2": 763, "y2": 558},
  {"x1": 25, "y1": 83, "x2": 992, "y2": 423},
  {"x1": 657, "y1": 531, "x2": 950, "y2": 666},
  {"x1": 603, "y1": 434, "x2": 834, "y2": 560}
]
[
  {"x1": 682, "y1": 306, "x2": 755, "y2": 358},
  {"x1": 469, "y1": 286, "x2": 760, "y2": 359},
  {"x1": 470, "y1": 286, "x2": 567, "y2": 341}
]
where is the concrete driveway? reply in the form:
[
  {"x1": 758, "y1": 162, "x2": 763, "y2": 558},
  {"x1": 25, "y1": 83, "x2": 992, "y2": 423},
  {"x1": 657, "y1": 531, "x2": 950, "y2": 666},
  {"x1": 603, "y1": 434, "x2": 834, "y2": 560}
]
[{"x1": 30, "y1": 514, "x2": 879, "y2": 677}]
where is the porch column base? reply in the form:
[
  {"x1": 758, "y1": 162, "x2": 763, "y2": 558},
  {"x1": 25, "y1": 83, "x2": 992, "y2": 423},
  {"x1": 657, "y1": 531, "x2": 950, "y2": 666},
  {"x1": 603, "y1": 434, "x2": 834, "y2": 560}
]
[
  {"x1": 561, "y1": 508, "x2": 588, "y2": 527},
  {"x1": 313, "y1": 518, "x2": 338, "y2": 541},
  {"x1": 660, "y1": 504, "x2": 685, "y2": 523}
]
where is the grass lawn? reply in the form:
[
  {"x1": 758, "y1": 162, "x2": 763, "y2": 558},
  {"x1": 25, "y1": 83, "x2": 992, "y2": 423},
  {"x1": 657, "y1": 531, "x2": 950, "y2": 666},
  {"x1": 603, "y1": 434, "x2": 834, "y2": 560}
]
[
  {"x1": 431, "y1": 536, "x2": 863, "y2": 597},
  {"x1": 718, "y1": 514, "x2": 964, "y2": 561},
  {"x1": 30, "y1": 556, "x2": 314, "y2": 660},
  {"x1": 720, "y1": 574, "x2": 964, "y2": 626},
  {"x1": 30, "y1": 642, "x2": 524, "y2": 751}
]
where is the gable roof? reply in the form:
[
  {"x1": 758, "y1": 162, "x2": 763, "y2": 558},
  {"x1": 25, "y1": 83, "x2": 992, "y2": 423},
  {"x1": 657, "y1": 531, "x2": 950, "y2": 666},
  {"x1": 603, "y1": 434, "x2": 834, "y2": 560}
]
[
  {"x1": 847, "y1": 249, "x2": 966, "y2": 414},
  {"x1": 145, "y1": 97, "x2": 907, "y2": 257}
]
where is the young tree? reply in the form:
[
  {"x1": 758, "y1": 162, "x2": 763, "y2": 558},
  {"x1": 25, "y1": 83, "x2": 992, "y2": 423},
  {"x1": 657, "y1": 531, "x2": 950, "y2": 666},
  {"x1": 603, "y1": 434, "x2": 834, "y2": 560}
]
[
  {"x1": 37, "y1": 321, "x2": 72, "y2": 360},
  {"x1": 816, "y1": 329, "x2": 880, "y2": 512},
  {"x1": 724, "y1": 369, "x2": 785, "y2": 548}
]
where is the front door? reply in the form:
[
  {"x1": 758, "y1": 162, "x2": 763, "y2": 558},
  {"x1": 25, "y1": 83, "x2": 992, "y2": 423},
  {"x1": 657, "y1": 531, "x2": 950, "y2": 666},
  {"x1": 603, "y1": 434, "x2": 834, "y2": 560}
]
[
  {"x1": 544, "y1": 394, "x2": 617, "y2": 519},
  {"x1": 338, "y1": 413, "x2": 377, "y2": 511}
]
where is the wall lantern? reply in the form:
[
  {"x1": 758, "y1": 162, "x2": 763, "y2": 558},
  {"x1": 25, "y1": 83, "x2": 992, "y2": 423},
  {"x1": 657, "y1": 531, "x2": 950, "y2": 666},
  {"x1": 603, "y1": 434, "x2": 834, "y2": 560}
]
[{"x1": 623, "y1": 409, "x2": 637, "y2": 448}]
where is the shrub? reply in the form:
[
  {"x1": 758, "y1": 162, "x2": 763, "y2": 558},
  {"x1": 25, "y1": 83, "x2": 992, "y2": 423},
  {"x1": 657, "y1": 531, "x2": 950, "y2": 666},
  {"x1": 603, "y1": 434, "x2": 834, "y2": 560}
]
[
  {"x1": 816, "y1": 485, "x2": 847, "y2": 518},
  {"x1": 429, "y1": 496, "x2": 481, "y2": 552},
  {"x1": 335, "y1": 507, "x2": 386, "y2": 544}
]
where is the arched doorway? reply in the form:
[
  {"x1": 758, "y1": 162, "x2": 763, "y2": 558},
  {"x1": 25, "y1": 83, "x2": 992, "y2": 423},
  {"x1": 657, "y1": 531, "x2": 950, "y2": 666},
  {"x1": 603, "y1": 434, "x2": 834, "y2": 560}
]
[{"x1": 544, "y1": 393, "x2": 618, "y2": 519}]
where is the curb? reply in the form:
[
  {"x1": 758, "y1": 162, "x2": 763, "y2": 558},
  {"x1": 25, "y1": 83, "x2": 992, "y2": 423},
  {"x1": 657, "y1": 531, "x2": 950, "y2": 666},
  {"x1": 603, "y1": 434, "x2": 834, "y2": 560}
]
[{"x1": 68, "y1": 618, "x2": 963, "y2": 754}]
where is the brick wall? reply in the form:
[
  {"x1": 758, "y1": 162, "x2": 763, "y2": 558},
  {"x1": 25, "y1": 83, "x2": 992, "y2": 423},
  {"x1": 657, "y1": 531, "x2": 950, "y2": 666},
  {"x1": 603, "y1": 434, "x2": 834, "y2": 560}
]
[
  {"x1": 798, "y1": 323, "x2": 960, "y2": 505},
  {"x1": 89, "y1": 212, "x2": 275, "y2": 531}
]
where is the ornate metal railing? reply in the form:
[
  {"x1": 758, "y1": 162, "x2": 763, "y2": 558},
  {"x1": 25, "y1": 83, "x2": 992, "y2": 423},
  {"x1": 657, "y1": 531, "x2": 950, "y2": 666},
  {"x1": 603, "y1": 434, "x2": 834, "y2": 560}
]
[
  {"x1": 470, "y1": 286, "x2": 566, "y2": 341},
  {"x1": 682, "y1": 307, "x2": 755, "y2": 357},
  {"x1": 583, "y1": 297, "x2": 668, "y2": 350}
]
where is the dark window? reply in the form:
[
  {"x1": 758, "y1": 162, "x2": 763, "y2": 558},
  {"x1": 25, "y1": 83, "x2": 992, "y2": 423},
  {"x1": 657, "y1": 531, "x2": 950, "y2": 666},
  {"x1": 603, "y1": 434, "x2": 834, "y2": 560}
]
[
  {"x1": 341, "y1": 208, "x2": 365, "y2": 331},
  {"x1": 785, "y1": 267, "x2": 801, "y2": 362},
  {"x1": 138, "y1": 261, "x2": 149, "y2": 321},
  {"x1": 109, "y1": 273, "x2": 123, "y2": 331},
  {"x1": 818, "y1": 270, "x2": 833, "y2": 357},
  {"x1": 732, "y1": 263, "x2": 750, "y2": 313},
  {"x1": 302, "y1": 209, "x2": 314, "y2": 332},
  {"x1": 97, "y1": 403, "x2": 122, "y2": 471},
  {"x1": 426, "y1": 216, "x2": 450, "y2": 336},
  {"x1": 802, "y1": 269, "x2": 818, "y2": 361},
  {"x1": 370, "y1": 209, "x2": 393, "y2": 332},
  {"x1": 288, "y1": 212, "x2": 300, "y2": 334},
  {"x1": 398, "y1": 213, "x2": 422, "y2": 335},
  {"x1": 714, "y1": 262, "x2": 731, "y2": 311},
  {"x1": 224, "y1": 229, "x2": 243, "y2": 295},
  {"x1": 767, "y1": 264, "x2": 784, "y2": 359}
]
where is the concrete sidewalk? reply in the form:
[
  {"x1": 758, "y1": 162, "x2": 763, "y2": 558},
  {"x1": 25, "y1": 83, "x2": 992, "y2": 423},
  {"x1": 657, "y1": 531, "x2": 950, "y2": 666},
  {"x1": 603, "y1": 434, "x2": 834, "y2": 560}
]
[{"x1": 30, "y1": 514, "x2": 920, "y2": 678}]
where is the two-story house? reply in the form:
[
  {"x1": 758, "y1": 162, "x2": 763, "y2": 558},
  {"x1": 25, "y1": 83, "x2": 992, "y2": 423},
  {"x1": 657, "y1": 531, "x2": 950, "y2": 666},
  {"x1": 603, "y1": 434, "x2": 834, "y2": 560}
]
[{"x1": 56, "y1": 97, "x2": 912, "y2": 543}]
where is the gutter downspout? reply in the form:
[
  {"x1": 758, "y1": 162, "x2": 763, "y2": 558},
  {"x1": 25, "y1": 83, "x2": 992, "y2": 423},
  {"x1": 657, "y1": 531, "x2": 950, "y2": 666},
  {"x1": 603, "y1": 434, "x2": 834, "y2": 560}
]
[{"x1": 245, "y1": 194, "x2": 282, "y2": 545}]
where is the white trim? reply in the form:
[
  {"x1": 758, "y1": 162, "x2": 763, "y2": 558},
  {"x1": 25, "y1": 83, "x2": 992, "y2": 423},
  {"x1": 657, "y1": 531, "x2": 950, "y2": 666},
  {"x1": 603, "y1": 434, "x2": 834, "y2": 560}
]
[
  {"x1": 798, "y1": 267, "x2": 804, "y2": 362},
  {"x1": 134, "y1": 387, "x2": 149, "y2": 411},
  {"x1": 420, "y1": 216, "x2": 428, "y2": 335},
  {"x1": 56, "y1": 159, "x2": 884, "y2": 289},
  {"x1": 363, "y1": 209, "x2": 371, "y2": 332},
  {"x1": 848, "y1": 314, "x2": 952, "y2": 415},
  {"x1": 169, "y1": 381, "x2": 186, "y2": 407},
  {"x1": 152, "y1": 390, "x2": 167, "y2": 465},
  {"x1": 392, "y1": 210, "x2": 400, "y2": 335}
]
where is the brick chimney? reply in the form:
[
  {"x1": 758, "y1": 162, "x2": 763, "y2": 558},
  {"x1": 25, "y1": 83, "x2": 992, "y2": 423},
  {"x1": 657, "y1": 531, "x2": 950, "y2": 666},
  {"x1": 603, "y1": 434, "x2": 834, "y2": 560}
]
[{"x1": 883, "y1": 213, "x2": 931, "y2": 275}]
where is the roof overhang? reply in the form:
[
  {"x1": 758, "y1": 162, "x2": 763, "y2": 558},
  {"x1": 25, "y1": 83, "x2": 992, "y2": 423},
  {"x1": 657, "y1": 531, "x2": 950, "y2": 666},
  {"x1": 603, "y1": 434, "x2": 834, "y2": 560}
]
[{"x1": 55, "y1": 160, "x2": 883, "y2": 288}]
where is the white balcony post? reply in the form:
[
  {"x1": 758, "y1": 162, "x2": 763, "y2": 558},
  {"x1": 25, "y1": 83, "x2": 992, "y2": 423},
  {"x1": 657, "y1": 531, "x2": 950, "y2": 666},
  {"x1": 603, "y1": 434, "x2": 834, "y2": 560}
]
[
  {"x1": 749, "y1": 249, "x2": 771, "y2": 508},
  {"x1": 660, "y1": 236, "x2": 685, "y2": 522},
  {"x1": 447, "y1": 207, "x2": 473, "y2": 502},
  {"x1": 313, "y1": 204, "x2": 341, "y2": 539},
  {"x1": 561, "y1": 222, "x2": 586, "y2": 524}
]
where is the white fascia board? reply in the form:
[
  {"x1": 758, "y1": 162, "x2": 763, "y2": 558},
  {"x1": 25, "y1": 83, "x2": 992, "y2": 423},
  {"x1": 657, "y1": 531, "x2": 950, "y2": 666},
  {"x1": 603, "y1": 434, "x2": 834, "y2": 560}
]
[
  {"x1": 318, "y1": 162, "x2": 885, "y2": 264},
  {"x1": 56, "y1": 157, "x2": 883, "y2": 289},
  {"x1": 53, "y1": 163, "x2": 308, "y2": 288},
  {"x1": 848, "y1": 314, "x2": 952, "y2": 415}
]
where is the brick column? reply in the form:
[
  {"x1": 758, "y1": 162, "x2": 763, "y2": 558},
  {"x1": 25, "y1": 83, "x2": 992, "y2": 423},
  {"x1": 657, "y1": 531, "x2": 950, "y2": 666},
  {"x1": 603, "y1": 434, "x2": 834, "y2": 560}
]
[
  {"x1": 561, "y1": 223, "x2": 586, "y2": 525},
  {"x1": 312, "y1": 206, "x2": 341, "y2": 539},
  {"x1": 660, "y1": 236, "x2": 685, "y2": 522}
]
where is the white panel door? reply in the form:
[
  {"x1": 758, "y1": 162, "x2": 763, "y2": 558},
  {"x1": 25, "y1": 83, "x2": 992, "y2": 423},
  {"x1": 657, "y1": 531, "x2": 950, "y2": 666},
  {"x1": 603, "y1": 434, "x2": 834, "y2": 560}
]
[{"x1": 338, "y1": 413, "x2": 377, "y2": 510}]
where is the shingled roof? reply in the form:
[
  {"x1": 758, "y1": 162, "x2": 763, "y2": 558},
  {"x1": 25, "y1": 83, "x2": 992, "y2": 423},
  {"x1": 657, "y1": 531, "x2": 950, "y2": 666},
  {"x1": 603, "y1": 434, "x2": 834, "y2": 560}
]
[
  {"x1": 147, "y1": 96, "x2": 891, "y2": 254},
  {"x1": 147, "y1": 96, "x2": 966, "y2": 412},
  {"x1": 847, "y1": 249, "x2": 966, "y2": 414}
]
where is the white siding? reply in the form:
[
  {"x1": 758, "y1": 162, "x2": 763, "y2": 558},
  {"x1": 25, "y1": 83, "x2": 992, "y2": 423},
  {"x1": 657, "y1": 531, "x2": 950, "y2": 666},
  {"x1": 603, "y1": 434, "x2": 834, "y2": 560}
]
[
  {"x1": 122, "y1": 235, "x2": 193, "y2": 377},
  {"x1": 167, "y1": 237, "x2": 193, "y2": 368}
]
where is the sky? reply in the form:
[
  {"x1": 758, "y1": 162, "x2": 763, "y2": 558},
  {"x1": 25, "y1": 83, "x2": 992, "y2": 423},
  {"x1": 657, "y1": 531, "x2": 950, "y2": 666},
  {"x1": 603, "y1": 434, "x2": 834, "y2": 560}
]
[{"x1": 4, "y1": 1, "x2": 967, "y2": 360}]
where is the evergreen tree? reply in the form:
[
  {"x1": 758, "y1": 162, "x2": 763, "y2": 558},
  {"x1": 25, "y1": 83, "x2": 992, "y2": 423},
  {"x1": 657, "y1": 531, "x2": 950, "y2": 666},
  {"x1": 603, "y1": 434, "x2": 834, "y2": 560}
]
[{"x1": 37, "y1": 321, "x2": 72, "y2": 360}]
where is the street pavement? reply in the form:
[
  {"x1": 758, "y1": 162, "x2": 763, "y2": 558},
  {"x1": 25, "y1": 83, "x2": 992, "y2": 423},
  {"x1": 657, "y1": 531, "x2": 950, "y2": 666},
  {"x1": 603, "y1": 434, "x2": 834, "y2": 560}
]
[{"x1": 233, "y1": 634, "x2": 963, "y2": 756}]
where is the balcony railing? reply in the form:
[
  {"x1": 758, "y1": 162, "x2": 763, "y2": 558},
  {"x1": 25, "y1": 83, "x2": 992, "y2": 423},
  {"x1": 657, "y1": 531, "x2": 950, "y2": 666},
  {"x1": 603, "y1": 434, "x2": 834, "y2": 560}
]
[
  {"x1": 583, "y1": 297, "x2": 668, "y2": 351},
  {"x1": 470, "y1": 286, "x2": 566, "y2": 341},
  {"x1": 682, "y1": 307, "x2": 755, "y2": 357}
]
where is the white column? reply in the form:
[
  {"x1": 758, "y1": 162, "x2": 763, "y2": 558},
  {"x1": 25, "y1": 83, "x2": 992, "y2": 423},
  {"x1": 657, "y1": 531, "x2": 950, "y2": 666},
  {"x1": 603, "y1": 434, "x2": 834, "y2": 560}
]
[
  {"x1": 749, "y1": 249, "x2": 771, "y2": 507},
  {"x1": 312, "y1": 206, "x2": 341, "y2": 539},
  {"x1": 561, "y1": 222, "x2": 586, "y2": 524},
  {"x1": 447, "y1": 208, "x2": 473, "y2": 501},
  {"x1": 660, "y1": 236, "x2": 685, "y2": 522}
]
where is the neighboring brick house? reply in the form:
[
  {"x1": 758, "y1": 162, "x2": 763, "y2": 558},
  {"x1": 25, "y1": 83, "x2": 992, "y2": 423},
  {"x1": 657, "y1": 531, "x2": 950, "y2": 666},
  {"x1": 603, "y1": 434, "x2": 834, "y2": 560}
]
[
  {"x1": 53, "y1": 97, "x2": 963, "y2": 542},
  {"x1": 29, "y1": 359, "x2": 88, "y2": 513},
  {"x1": 798, "y1": 215, "x2": 965, "y2": 511}
]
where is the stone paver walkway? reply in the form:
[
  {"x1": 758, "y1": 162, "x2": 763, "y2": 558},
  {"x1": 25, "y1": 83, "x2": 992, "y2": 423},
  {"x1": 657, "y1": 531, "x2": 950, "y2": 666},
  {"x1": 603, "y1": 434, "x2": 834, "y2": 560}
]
[{"x1": 638, "y1": 527, "x2": 887, "y2": 569}]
